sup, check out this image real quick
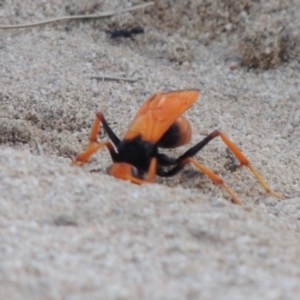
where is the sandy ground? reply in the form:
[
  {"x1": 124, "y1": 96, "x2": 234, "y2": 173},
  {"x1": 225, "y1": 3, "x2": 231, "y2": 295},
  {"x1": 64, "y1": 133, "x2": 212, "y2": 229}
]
[{"x1": 1, "y1": 1, "x2": 300, "y2": 299}]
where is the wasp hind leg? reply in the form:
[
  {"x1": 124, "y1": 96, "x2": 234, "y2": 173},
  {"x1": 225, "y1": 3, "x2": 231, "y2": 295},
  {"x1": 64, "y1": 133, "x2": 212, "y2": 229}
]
[
  {"x1": 158, "y1": 130, "x2": 282, "y2": 204},
  {"x1": 180, "y1": 157, "x2": 242, "y2": 204},
  {"x1": 192, "y1": 131, "x2": 281, "y2": 201},
  {"x1": 157, "y1": 155, "x2": 242, "y2": 204},
  {"x1": 203, "y1": 130, "x2": 282, "y2": 199}
]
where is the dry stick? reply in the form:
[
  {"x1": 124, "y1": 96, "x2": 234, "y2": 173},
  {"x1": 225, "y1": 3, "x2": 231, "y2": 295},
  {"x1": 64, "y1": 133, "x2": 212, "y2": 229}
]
[
  {"x1": 0, "y1": 2, "x2": 154, "y2": 29},
  {"x1": 89, "y1": 75, "x2": 139, "y2": 83},
  {"x1": 32, "y1": 138, "x2": 44, "y2": 156}
]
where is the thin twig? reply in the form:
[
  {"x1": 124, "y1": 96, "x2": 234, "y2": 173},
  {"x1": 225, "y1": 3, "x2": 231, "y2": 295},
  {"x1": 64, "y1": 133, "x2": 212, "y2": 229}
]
[
  {"x1": 33, "y1": 138, "x2": 44, "y2": 156},
  {"x1": 0, "y1": 2, "x2": 154, "y2": 29},
  {"x1": 89, "y1": 74, "x2": 139, "y2": 82}
]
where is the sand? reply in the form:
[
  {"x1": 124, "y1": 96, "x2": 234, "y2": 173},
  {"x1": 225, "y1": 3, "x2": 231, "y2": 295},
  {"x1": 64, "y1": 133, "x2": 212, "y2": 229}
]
[{"x1": 0, "y1": 1, "x2": 300, "y2": 299}]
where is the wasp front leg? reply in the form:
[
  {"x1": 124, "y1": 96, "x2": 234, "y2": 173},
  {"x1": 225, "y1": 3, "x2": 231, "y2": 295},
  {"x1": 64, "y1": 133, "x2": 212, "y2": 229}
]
[{"x1": 72, "y1": 113, "x2": 117, "y2": 165}]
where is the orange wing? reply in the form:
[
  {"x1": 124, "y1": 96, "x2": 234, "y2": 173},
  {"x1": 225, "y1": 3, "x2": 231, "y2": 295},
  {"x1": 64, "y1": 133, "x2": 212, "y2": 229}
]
[{"x1": 123, "y1": 89, "x2": 200, "y2": 143}]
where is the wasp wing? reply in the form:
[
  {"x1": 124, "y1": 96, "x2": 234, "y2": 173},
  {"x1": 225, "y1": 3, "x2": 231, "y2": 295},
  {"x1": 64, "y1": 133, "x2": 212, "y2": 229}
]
[{"x1": 123, "y1": 89, "x2": 200, "y2": 143}]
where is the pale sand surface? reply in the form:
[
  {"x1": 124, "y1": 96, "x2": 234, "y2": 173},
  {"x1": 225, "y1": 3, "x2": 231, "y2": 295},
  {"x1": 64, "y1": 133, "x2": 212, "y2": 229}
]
[{"x1": 1, "y1": 1, "x2": 300, "y2": 299}]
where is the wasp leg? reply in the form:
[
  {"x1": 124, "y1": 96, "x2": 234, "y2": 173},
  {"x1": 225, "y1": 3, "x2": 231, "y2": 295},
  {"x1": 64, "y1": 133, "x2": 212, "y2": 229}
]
[
  {"x1": 96, "y1": 112, "x2": 120, "y2": 147},
  {"x1": 72, "y1": 112, "x2": 120, "y2": 165},
  {"x1": 217, "y1": 131, "x2": 281, "y2": 198},
  {"x1": 125, "y1": 158, "x2": 157, "y2": 184},
  {"x1": 157, "y1": 153, "x2": 177, "y2": 166},
  {"x1": 184, "y1": 157, "x2": 242, "y2": 204},
  {"x1": 72, "y1": 141, "x2": 116, "y2": 165},
  {"x1": 158, "y1": 156, "x2": 242, "y2": 204},
  {"x1": 179, "y1": 130, "x2": 281, "y2": 199},
  {"x1": 145, "y1": 158, "x2": 157, "y2": 182}
]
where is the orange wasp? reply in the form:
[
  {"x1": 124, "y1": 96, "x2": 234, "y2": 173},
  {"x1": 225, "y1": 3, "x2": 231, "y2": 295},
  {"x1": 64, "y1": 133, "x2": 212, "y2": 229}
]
[{"x1": 72, "y1": 89, "x2": 281, "y2": 204}]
